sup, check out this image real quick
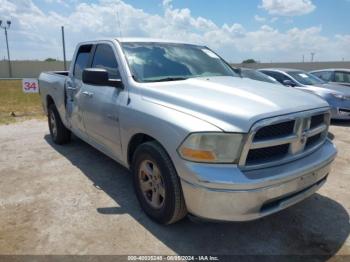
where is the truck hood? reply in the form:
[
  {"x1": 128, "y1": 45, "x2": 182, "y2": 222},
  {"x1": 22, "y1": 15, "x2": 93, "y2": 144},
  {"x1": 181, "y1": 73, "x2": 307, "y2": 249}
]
[{"x1": 140, "y1": 76, "x2": 329, "y2": 132}]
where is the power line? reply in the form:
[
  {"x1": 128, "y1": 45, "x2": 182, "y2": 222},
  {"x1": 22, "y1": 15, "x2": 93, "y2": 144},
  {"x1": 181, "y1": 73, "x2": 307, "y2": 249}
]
[
  {"x1": 0, "y1": 19, "x2": 12, "y2": 77},
  {"x1": 311, "y1": 52, "x2": 315, "y2": 62}
]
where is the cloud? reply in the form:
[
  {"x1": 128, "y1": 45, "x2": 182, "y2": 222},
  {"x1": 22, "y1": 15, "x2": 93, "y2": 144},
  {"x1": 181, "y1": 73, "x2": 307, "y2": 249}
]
[
  {"x1": 260, "y1": 0, "x2": 316, "y2": 16},
  {"x1": 254, "y1": 15, "x2": 278, "y2": 23},
  {"x1": 254, "y1": 15, "x2": 266, "y2": 22},
  {"x1": 162, "y1": 0, "x2": 172, "y2": 7},
  {"x1": 0, "y1": 0, "x2": 348, "y2": 62},
  {"x1": 270, "y1": 17, "x2": 278, "y2": 23}
]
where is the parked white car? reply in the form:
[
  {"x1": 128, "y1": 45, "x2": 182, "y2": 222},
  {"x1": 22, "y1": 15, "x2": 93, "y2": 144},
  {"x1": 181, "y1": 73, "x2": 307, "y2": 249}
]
[
  {"x1": 260, "y1": 68, "x2": 350, "y2": 120},
  {"x1": 310, "y1": 69, "x2": 350, "y2": 87}
]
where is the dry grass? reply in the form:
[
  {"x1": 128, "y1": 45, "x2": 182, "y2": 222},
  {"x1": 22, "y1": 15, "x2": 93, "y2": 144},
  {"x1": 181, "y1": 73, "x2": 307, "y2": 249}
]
[{"x1": 0, "y1": 80, "x2": 45, "y2": 125}]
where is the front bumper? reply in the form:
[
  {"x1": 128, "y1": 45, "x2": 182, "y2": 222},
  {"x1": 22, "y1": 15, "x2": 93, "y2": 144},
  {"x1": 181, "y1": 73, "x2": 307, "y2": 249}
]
[
  {"x1": 329, "y1": 98, "x2": 350, "y2": 120},
  {"x1": 179, "y1": 139, "x2": 337, "y2": 221},
  {"x1": 331, "y1": 107, "x2": 350, "y2": 120}
]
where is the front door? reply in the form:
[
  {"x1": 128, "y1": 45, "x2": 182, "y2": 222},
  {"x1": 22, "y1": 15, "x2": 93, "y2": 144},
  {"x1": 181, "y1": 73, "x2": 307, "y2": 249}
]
[
  {"x1": 80, "y1": 43, "x2": 124, "y2": 159},
  {"x1": 66, "y1": 44, "x2": 94, "y2": 138}
]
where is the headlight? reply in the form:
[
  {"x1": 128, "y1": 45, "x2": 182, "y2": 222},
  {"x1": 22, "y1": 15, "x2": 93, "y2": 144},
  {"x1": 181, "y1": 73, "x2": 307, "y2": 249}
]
[{"x1": 178, "y1": 133, "x2": 244, "y2": 163}]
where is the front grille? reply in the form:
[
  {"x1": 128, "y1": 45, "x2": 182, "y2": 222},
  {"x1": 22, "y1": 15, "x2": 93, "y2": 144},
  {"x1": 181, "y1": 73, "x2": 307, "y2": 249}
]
[
  {"x1": 240, "y1": 111, "x2": 329, "y2": 169},
  {"x1": 306, "y1": 133, "x2": 322, "y2": 149},
  {"x1": 246, "y1": 144, "x2": 289, "y2": 165},
  {"x1": 310, "y1": 114, "x2": 325, "y2": 128},
  {"x1": 254, "y1": 120, "x2": 295, "y2": 141}
]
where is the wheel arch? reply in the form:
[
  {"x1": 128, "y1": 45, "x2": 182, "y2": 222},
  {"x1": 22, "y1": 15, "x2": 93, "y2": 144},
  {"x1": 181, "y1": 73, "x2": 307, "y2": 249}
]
[
  {"x1": 127, "y1": 133, "x2": 169, "y2": 167},
  {"x1": 46, "y1": 95, "x2": 55, "y2": 112}
]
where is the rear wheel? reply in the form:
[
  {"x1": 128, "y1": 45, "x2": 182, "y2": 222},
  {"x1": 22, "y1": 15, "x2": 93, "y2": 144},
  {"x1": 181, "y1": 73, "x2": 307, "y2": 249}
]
[
  {"x1": 132, "y1": 141, "x2": 187, "y2": 224},
  {"x1": 48, "y1": 104, "x2": 71, "y2": 145}
]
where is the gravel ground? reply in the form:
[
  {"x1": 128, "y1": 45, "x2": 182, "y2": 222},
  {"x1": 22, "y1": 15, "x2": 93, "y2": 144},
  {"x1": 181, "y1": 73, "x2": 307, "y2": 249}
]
[{"x1": 0, "y1": 119, "x2": 349, "y2": 258}]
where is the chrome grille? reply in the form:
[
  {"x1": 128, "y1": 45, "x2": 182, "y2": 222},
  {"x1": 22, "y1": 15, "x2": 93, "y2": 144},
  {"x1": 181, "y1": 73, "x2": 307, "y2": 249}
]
[
  {"x1": 254, "y1": 120, "x2": 295, "y2": 141},
  {"x1": 305, "y1": 133, "x2": 322, "y2": 149},
  {"x1": 239, "y1": 109, "x2": 330, "y2": 170},
  {"x1": 310, "y1": 114, "x2": 325, "y2": 128},
  {"x1": 246, "y1": 144, "x2": 289, "y2": 164}
]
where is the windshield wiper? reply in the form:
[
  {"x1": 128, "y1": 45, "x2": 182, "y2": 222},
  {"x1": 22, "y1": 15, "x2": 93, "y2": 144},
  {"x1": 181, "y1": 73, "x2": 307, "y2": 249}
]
[{"x1": 144, "y1": 77, "x2": 188, "y2": 83}]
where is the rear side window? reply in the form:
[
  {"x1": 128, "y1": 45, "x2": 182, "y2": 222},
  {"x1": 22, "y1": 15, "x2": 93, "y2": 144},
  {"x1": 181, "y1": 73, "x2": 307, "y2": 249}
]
[
  {"x1": 335, "y1": 71, "x2": 350, "y2": 83},
  {"x1": 261, "y1": 71, "x2": 291, "y2": 84},
  {"x1": 242, "y1": 69, "x2": 277, "y2": 84},
  {"x1": 74, "y1": 45, "x2": 93, "y2": 80},
  {"x1": 316, "y1": 71, "x2": 333, "y2": 81},
  {"x1": 92, "y1": 44, "x2": 120, "y2": 79}
]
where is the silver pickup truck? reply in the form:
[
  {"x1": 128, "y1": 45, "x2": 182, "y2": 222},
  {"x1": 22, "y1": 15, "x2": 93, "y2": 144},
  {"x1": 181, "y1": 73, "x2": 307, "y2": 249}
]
[{"x1": 39, "y1": 38, "x2": 337, "y2": 224}]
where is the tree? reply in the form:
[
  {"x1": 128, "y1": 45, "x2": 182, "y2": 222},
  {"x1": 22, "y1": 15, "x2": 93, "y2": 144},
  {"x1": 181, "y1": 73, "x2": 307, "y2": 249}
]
[
  {"x1": 44, "y1": 58, "x2": 57, "y2": 62},
  {"x1": 242, "y1": 59, "x2": 257, "y2": 64}
]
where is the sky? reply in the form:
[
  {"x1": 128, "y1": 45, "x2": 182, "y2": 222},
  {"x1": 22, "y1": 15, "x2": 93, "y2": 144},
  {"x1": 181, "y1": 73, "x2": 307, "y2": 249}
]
[{"x1": 0, "y1": 0, "x2": 349, "y2": 62}]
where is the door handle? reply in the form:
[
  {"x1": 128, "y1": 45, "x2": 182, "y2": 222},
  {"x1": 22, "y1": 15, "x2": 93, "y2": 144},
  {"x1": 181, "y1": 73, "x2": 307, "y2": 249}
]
[
  {"x1": 82, "y1": 91, "x2": 93, "y2": 97},
  {"x1": 66, "y1": 81, "x2": 76, "y2": 90}
]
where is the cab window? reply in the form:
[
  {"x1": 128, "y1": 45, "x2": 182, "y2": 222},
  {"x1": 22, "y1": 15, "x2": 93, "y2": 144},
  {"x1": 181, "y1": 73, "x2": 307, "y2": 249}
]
[
  {"x1": 92, "y1": 44, "x2": 120, "y2": 79},
  {"x1": 74, "y1": 45, "x2": 93, "y2": 80}
]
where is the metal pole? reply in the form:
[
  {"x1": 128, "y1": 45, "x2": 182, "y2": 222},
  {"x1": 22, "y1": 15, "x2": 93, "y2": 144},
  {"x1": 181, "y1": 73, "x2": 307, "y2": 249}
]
[
  {"x1": 61, "y1": 26, "x2": 67, "y2": 71},
  {"x1": 4, "y1": 27, "x2": 12, "y2": 78}
]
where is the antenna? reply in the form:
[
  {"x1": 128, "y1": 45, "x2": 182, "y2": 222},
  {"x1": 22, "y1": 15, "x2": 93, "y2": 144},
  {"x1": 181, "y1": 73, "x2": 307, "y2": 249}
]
[{"x1": 116, "y1": 7, "x2": 122, "y2": 38}]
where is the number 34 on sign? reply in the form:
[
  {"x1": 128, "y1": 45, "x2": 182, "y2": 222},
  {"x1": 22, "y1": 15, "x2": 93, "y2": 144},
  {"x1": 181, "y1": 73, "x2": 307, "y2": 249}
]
[{"x1": 22, "y1": 78, "x2": 39, "y2": 93}]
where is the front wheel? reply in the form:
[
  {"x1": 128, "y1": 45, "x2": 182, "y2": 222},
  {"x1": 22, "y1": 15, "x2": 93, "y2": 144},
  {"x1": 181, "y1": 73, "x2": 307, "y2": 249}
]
[
  {"x1": 132, "y1": 141, "x2": 187, "y2": 224},
  {"x1": 48, "y1": 104, "x2": 71, "y2": 145}
]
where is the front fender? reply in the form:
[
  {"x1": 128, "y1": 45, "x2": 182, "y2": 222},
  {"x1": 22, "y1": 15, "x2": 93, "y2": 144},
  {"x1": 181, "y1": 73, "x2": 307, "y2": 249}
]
[{"x1": 119, "y1": 94, "x2": 221, "y2": 176}]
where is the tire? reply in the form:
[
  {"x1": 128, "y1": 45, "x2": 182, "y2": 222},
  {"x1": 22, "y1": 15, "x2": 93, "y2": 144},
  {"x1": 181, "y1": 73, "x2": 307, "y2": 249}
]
[
  {"x1": 48, "y1": 104, "x2": 71, "y2": 145},
  {"x1": 132, "y1": 141, "x2": 187, "y2": 224}
]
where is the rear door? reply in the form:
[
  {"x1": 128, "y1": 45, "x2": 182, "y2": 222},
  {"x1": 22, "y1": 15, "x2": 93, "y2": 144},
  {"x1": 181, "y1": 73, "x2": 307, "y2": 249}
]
[{"x1": 79, "y1": 43, "x2": 125, "y2": 159}]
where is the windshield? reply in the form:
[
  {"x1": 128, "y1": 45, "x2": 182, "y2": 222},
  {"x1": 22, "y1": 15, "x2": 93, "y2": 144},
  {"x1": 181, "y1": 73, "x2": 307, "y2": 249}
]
[
  {"x1": 121, "y1": 42, "x2": 238, "y2": 82},
  {"x1": 241, "y1": 69, "x2": 279, "y2": 84},
  {"x1": 288, "y1": 71, "x2": 326, "y2": 85}
]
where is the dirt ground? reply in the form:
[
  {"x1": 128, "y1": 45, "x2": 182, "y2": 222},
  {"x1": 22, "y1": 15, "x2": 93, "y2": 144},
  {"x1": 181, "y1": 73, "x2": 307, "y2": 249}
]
[{"x1": 0, "y1": 119, "x2": 349, "y2": 258}]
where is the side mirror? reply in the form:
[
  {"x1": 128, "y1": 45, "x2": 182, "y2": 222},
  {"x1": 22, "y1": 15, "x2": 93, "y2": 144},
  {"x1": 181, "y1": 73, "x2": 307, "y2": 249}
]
[
  {"x1": 283, "y1": 79, "x2": 296, "y2": 87},
  {"x1": 82, "y1": 68, "x2": 123, "y2": 88},
  {"x1": 233, "y1": 68, "x2": 242, "y2": 77}
]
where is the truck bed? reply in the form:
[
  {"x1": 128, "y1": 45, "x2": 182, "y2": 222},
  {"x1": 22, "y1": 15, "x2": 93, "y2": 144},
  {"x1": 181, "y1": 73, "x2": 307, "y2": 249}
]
[
  {"x1": 39, "y1": 71, "x2": 69, "y2": 121},
  {"x1": 45, "y1": 71, "x2": 69, "y2": 76}
]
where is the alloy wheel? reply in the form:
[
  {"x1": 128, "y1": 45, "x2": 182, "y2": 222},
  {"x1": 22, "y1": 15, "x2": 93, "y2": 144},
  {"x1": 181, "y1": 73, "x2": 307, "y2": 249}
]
[{"x1": 138, "y1": 159, "x2": 166, "y2": 209}]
